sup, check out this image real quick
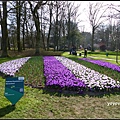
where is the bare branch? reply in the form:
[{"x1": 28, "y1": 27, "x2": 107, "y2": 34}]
[
  {"x1": 111, "y1": 6, "x2": 120, "y2": 12},
  {"x1": 7, "y1": 1, "x2": 24, "y2": 13}
]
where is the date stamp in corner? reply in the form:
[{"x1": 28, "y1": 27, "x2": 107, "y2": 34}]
[{"x1": 107, "y1": 102, "x2": 120, "y2": 106}]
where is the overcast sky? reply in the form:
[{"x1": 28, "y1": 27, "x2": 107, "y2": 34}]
[
  {"x1": 73, "y1": 1, "x2": 120, "y2": 33},
  {"x1": 1, "y1": 1, "x2": 120, "y2": 35}
]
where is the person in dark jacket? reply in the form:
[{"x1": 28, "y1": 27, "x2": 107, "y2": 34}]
[
  {"x1": 84, "y1": 48, "x2": 87, "y2": 57},
  {"x1": 72, "y1": 45, "x2": 77, "y2": 55}
]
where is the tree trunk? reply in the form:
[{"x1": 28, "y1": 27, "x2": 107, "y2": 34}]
[
  {"x1": 1, "y1": 2, "x2": 9, "y2": 57},
  {"x1": 41, "y1": 31, "x2": 46, "y2": 50},
  {"x1": 22, "y1": 23, "x2": 25, "y2": 50},
  {"x1": 68, "y1": 12, "x2": 71, "y2": 50},
  {"x1": 29, "y1": 1, "x2": 42, "y2": 55},
  {"x1": 31, "y1": 30, "x2": 34, "y2": 48},
  {"x1": 54, "y1": 3, "x2": 59, "y2": 51},
  {"x1": 62, "y1": 20, "x2": 66, "y2": 51},
  {"x1": 34, "y1": 14, "x2": 41, "y2": 55},
  {"x1": 47, "y1": 5, "x2": 52, "y2": 51},
  {"x1": 58, "y1": 21, "x2": 62, "y2": 51},
  {"x1": 26, "y1": 22, "x2": 30, "y2": 48},
  {"x1": 40, "y1": 7, "x2": 46, "y2": 50},
  {"x1": 22, "y1": 2, "x2": 26, "y2": 50},
  {"x1": 91, "y1": 26, "x2": 95, "y2": 51},
  {"x1": 16, "y1": 1, "x2": 22, "y2": 52},
  {"x1": 0, "y1": 7, "x2": 2, "y2": 50},
  {"x1": 8, "y1": 37, "x2": 10, "y2": 50}
]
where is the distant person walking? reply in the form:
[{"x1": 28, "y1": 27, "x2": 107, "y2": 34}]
[
  {"x1": 70, "y1": 45, "x2": 73, "y2": 55},
  {"x1": 84, "y1": 48, "x2": 87, "y2": 58},
  {"x1": 70, "y1": 45, "x2": 77, "y2": 55}
]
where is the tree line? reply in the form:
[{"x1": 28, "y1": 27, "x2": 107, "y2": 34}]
[
  {"x1": 0, "y1": 1, "x2": 83, "y2": 57},
  {"x1": 0, "y1": 1, "x2": 120, "y2": 57}
]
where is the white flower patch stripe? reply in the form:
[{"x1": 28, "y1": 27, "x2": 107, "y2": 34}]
[
  {"x1": 55, "y1": 56, "x2": 120, "y2": 90},
  {"x1": 0, "y1": 57, "x2": 31, "y2": 76}
]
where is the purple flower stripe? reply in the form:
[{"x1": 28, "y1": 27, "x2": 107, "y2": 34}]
[
  {"x1": 55, "y1": 56, "x2": 120, "y2": 90},
  {"x1": 79, "y1": 58, "x2": 120, "y2": 72},
  {"x1": 0, "y1": 57, "x2": 31, "y2": 76},
  {"x1": 43, "y1": 56, "x2": 86, "y2": 89}
]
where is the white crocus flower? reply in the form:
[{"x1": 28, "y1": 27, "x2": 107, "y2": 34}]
[
  {"x1": 0, "y1": 57, "x2": 31, "y2": 76},
  {"x1": 55, "y1": 56, "x2": 120, "y2": 90}
]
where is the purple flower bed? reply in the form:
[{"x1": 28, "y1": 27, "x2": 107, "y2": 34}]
[
  {"x1": 43, "y1": 56, "x2": 86, "y2": 91},
  {"x1": 79, "y1": 58, "x2": 120, "y2": 73},
  {"x1": 55, "y1": 56, "x2": 120, "y2": 91},
  {"x1": 0, "y1": 57, "x2": 31, "y2": 76}
]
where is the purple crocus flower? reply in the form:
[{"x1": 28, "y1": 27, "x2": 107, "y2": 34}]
[
  {"x1": 79, "y1": 58, "x2": 120, "y2": 73},
  {"x1": 55, "y1": 56, "x2": 120, "y2": 90},
  {"x1": 43, "y1": 56, "x2": 86, "y2": 91}
]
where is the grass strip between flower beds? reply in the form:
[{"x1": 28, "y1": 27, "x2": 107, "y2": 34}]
[{"x1": 15, "y1": 56, "x2": 45, "y2": 88}]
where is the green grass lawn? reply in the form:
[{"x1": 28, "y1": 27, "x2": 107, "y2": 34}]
[
  {"x1": 1, "y1": 77, "x2": 120, "y2": 119},
  {"x1": 0, "y1": 57, "x2": 22, "y2": 64},
  {"x1": 62, "y1": 51, "x2": 120, "y2": 65},
  {"x1": 87, "y1": 53, "x2": 120, "y2": 65},
  {"x1": 0, "y1": 55, "x2": 120, "y2": 118}
]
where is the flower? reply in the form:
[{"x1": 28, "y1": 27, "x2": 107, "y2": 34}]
[
  {"x1": 0, "y1": 57, "x2": 31, "y2": 76},
  {"x1": 43, "y1": 56, "x2": 86, "y2": 91},
  {"x1": 79, "y1": 58, "x2": 120, "y2": 73},
  {"x1": 55, "y1": 56, "x2": 120, "y2": 90}
]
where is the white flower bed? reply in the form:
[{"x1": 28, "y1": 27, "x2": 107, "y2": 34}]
[
  {"x1": 55, "y1": 56, "x2": 120, "y2": 90},
  {"x1": 0, "y1": 57, "x2": 31, "y2": 76}
]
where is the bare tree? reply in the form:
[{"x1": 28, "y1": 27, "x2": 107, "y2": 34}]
[
  {"x1": 18, "y1": 1, "x2": 32, "y2": 50},
  {"x1": 28, "y1": 1, "x2": 47, "y2": 55},
  {"x1": 16, "y1": 1, "x2": 24, "y2": 52},
  {"x1": 40, "y1": 6, "x2": 46, "y2": 50},
  {"x1": 66, "y1": 1, "x2": 82, "y2": 50},
  {"x1": 21, "y1": 1, "x2": 27, "y2": 50},
  {"x1": 46, "y1": 1, "x2": 53, "y2": 51},
  {"x1": 7, "y1": 1, "x2": 24, "y2": 52},
  {"x1": 54, "y1": 1, "x2": 60, "y2": 51},
  {"x1": 61, "y1": 4, "x2": 67, "y2": 51},
  {"x1": 88, "y1": 2, "x2": 108, "y2": 51},
  {"x1": 110, "y1": 4, "x2": 120, "y2": 64}
]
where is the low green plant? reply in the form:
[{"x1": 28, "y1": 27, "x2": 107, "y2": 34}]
[{"x1": 15, "y1": 56, "x2": 45, "y2": 88}]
